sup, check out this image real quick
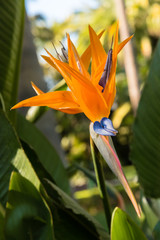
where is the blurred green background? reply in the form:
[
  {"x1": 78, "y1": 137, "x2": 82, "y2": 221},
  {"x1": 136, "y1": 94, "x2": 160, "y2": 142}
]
[
  {"x1": 16, "y1": 0, "x2": 160, "y2": 235},
  {"x1": 26, "y1": 0, "x2": 159, "y2": 169}
]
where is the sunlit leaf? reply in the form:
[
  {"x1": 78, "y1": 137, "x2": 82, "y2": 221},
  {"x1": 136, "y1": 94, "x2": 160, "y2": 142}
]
[
  {"x1": 0, "y1": 110, "x2": 40, "y2": 206},
  {"x1": 5, "y1": 172, "x2": 55, "y2": 240},
  {"x1": 111, "y1": 207, "x2": 147, "y2": 240}
]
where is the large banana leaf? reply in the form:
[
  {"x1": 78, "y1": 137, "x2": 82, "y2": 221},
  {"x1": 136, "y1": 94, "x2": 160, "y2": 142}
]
[
  {"x1": 43, "y1": 179, "x2": 109, "y2": 240},
  {"x1": 130, "y1": 39, "x2": 160, "y2": 197},
  {"x1": 0, "y1": 110, "x2": 40, "y2": 206},
  {"x1": 0, "y1": 0, "x2": 24, "y2": 121},
  {"x1": 5, "y1": 172, "x2": 54, "y2": 240}
]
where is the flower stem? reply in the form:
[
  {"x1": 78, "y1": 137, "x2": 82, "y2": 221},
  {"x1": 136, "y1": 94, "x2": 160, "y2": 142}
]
[{"x1": 90, "y1": 136, "x2": 112, "y2": 232}]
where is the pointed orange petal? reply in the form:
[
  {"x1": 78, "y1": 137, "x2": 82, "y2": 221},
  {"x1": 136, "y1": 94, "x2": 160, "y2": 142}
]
[
  {"x1": 81, "y1": 29, "x2": 105, "y2": 71},
  {"x1": 45, "y1": 50, "x2": 92, "y2": 89},
  {"x1": 91, "y1": 59, "x2": 106, "y2": 86},
  {"x1": 113, "y1": 21, "x2": 119, "y2": 60},
  {"x1": 42, "y1": 51, "x2": 74, "y2": 94},
  {"x1": 46, "y1": 53, "x2": 109, "y2": 122},
  {"x1": 89, "y1": 25, "x2": 107, "y2": 75},
  {"x1": 41, "y1": 55, "x2": 59, "y2": 72},
  {"x1": 67, "y1": 33, "x2": 90, "y2": 79},
  {"x1": 101, "y1": 22, "x2": 119, "y2": 111},
  {"x1": 11, "y1": 91, "x2": 81, "y2": 113},
  {"x1": 102, "y1": 66, "x2": 116, "y2": 114},
  {"x1": 31, "y1": 81, "x2": 82, "y2": 114},
  {"x1": 30, "y1": 82, "x2": 81, "y2": 114},
  {"x1": 118, "y1": 34, "x2": 134, "y2": 54},
  {"x1": 31, "y1": 82, "x2": 44, "y2": 95}
]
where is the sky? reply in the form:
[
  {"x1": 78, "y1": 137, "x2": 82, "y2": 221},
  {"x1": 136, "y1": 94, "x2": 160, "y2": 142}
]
[{"x1": 26, "y1": 0, "x2": 98, "y2": 25}]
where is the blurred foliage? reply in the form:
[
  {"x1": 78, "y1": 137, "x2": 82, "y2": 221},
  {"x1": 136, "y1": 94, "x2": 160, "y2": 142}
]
[
  {"x1": 28, "y1": 0, "x2": 160, "y2": 170},
  {"x1": 26, "y1": 2, "x2": 160, "y2": 236}
]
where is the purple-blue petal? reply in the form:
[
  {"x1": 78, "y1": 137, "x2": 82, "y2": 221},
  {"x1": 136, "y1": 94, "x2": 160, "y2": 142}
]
[
  {"x1": 93, "y1": 121, "x2": 116, "y2": 136},
  {"x1": 101, "y1": 117, "x2": 118, "y2": 133}
]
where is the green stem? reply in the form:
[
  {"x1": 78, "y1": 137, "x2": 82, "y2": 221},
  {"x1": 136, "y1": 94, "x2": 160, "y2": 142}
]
[{"x1": 90, "y1": 136, "x2": 112, "y2": 232}]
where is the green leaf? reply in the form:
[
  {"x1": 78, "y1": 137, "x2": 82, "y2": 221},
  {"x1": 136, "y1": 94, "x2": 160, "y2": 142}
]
[
  {"x1": 16, "y1": 113, "x2": 70, "y2": 194},
  {"x1": 43, "y1": 179, "x2": 109, "y2": 240},
  {"x1": 0, "y1": 203, "x2": 5, "y2": 240},
  {"x1": 111, "y1": 207, "x2": 147, "y2": 240},
  {"x1": 5, "y1": 172, "x2": 55, "y2": 240},
  {"x1": 130, "y1": 39, "x2": 160, "y2": 197},
  {"x1": 0, "y1": 110, "x2": 40, "y2": 206},
  {"x1": 141, "y1": 197, "x2": 158, "y2": 231},
  {"x1": 0, "y1": 0, "x2": 24, "y2": 121},
  {"x1": 153, "y1": 221, "x2": 160, "y2": 240}
]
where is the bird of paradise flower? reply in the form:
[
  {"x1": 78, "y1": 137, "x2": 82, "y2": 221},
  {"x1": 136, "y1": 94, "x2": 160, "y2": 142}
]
[{"x1": 12, "y1": 22, "x2": 141, "y2": 217}]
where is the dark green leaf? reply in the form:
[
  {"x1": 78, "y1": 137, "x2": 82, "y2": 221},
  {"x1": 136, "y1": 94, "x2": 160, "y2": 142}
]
[
  {"x1": 16, "y1": 113, "x2": 70, "y2": 194},
  {"x1": 5, "y1": 172, "x2": 55, "y2": 240},
  {"x1": 43, "y1": 179, "x2": 109, "y2": 240},
  {"x1": 0, "y1": 203, "x2": 5, "y2": 240},
  {"x1": 0, "y1": 0, "x2": 24, "y2": 121},
  {"x1": 130, "y1": 39, "x2": 160, "y2": 197},
  {"x1": 111, "y1": 207, "x2": 147, "y2": 240},
  {"x1": 153, "y1": 221, "x2": 160, "y2": 240},
  {"x1": 0, "y1": 110, "x2": 40, "y2": 206}
]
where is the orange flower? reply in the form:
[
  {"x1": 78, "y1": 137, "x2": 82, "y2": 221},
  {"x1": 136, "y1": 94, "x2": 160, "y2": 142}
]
[{"x1": 12, "y1": 23, "x2": 132, "y2": 135}]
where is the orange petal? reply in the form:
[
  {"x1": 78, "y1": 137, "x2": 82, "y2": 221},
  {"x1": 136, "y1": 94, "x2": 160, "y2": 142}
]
[
  {"x1": 113, "y1": 21, "x2": 119, "y2": 60},
  {"x1": 41, "y1": 55, "x2": 59, "y2": 72},
  {"x1": 67, "y1": 33, "x2": 90, "y2": 79},
  {"x1": 31, "y1": 82, "x2": 44, "y2": 95},
  {"x1": 89, "y1": 25, "x2": 107, "y2": 76},
  {"x1": 81, "y1": 29, "x2": 105, "y2": 71},
  {"x1": 118, "y1": 34, "x2": 134, "y2": 54},
  {"x1": 56, "y1": 107, "x2": 81, "y2": 114},
  {"x1": 30, "y1": 82, "x2": 81, "y2": 113},
  {"x1": 42, "y1": 51, "x2": 75, "y2": 94},
  {"x1": 46, "y1": 54, "x2": 109, "y2": 122},
  {"x1": 11, "y1": 90, "x2": 81, "y2": 114},
  {"x1": 101, "y1": 22, "x2": 119, "y2": 111},
  {"x1": 91, "y1": 59, "x2": 106, "y2": 86},
  {"x1": 45, "y1": 50, "x2": 91, "y2": 88}
]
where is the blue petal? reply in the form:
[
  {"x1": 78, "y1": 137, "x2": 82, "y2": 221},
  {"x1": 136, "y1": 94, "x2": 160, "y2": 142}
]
[
  {"x1": 101, "y1": 117, "x2": 118, "y2": 134},
  {"x1": 93, "y1": 121, "x2": 116, "y2": 136}
]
